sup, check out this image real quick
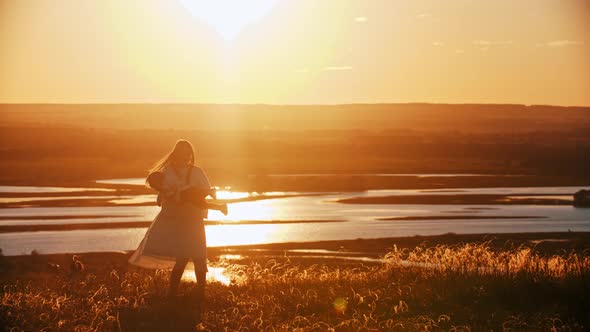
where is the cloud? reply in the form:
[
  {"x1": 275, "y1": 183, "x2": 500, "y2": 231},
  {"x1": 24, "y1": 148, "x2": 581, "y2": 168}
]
[
  {"x1": 416, "y1": 13, "x2": 431, "y2": 19},
  {"x1": 293, "y1": 66, "x2": 353, "y2": 73},
  {"x1": 540, "y1": 40, "x2": 584, "y2": 47},
  {"x1": 471, "y1": 40, "x2": 514, "y2": 52},
  {"x1": 432, "y1": 41, "x2": 444, "y2": 47},
  {"x1": 323, "y1": 66, "x2": 353, "y2": 71},
  {"x1": 354, "y1": 16, "x2": 367, "y2": 22},
  {"x1": 472, "y1": 40, "x2": 514, "y2": 46}
]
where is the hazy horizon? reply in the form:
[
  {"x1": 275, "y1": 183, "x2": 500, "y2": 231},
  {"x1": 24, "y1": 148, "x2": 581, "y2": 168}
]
[{"x1": 1, "y1": 102, "x2": 590, "y2": 108}]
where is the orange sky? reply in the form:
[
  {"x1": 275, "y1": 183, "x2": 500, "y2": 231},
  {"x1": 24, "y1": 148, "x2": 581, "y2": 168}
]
[{"x1": 1, "y1": 0, "x2": 589, "y2": 106}]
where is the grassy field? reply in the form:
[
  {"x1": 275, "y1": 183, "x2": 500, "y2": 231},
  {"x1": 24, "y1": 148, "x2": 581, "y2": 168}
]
[{"x1": 2, "y1": 241, "x2": 589, "y2": 331}]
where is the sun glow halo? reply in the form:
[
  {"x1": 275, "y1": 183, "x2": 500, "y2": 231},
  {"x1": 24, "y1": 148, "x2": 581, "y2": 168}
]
[{"x1": 179, "y1": 0, "x2": 278, "y2": 41}]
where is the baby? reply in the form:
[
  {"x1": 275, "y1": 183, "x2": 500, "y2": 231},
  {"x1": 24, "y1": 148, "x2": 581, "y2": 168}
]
[{"x1": 147, "y1": 171, "x2": 228, "y2": 215}]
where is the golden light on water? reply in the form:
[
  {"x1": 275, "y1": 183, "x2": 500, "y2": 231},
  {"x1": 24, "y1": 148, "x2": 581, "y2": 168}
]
[
  {"x1": 207, "y1": 199, "x2": 277, "y2": 221},
  {"x1": 206, "y1": 224, "x2": 283, "y2": 247},
  {"x1": 214, "y1": 190, "x2": 250, "y2": 200},
  {"x1": 206, "y1": 198, "x2": 284, "y2": 246},
  {"x1": 182, "y1": 267, "x2": 231, "y2": 286},
  {"x1": 109, "y1": 195, "x2": 156, "y2": 205}
]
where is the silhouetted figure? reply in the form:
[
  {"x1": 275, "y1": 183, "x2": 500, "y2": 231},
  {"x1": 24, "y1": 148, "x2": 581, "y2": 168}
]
[{"x1": 129, "y1": 139, "x2": 215, "y2": 303}]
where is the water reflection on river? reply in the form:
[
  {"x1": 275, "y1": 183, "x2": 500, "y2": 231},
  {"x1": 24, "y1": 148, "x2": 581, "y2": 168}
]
[{"x1": 0, "y1": 184, "x2": 589, "y2": 256}]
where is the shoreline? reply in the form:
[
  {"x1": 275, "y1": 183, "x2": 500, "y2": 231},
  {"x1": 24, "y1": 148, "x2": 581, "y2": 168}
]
[
  {"x1": 376, "y1": 215, "x2": 546, "y2": 221},
  {"x1": 2, "y1": 232, "x2": 589, "y2": 260},
  {"x1": 336, "y1": 193, "x2": 575, "y2": 205},
  {"x1": 0, "y1": 214, "x2": 550, "y2": 233},
  {"x1": 0, "y1": 192, "x2": 329, "y2": 209},
  {"x1": 0, "y1": 219, "x2": 345, "y2": 233},
  {"x1": 0, "y1": 191, "x2": 582, "y2": 209},
  {"x1": 211, "y1": 232, "x2": 590, "y2": 255},
  {"x1": 1, "y1": 174, "x2": 589, "y2": 193}
]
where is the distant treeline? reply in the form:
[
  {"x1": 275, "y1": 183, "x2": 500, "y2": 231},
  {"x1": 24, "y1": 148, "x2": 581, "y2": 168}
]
[
  {"x1": 1, "y1": 103, "x2": 589, "y2": 131},
  {"x1": 1, "y1": 103, "x2": 589, "y2": 185}
]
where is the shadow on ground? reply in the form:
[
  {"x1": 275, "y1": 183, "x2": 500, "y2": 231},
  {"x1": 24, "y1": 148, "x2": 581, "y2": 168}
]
[{"x1": 118, "y1": 294, "x2": 204, "y2": 331}]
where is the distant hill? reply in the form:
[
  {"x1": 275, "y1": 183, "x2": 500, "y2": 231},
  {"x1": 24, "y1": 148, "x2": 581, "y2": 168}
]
[
  {"x1": 1, "y1": 103, "x2": 589, "y2": 184},
  {"x1": 1, "y1": 103, "x2": 589, "y2": 132}
]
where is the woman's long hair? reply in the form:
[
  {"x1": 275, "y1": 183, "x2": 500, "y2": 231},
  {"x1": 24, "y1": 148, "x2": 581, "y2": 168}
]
[{"x1": 146, "y1": 139, "x2": 195, "y2": 188}]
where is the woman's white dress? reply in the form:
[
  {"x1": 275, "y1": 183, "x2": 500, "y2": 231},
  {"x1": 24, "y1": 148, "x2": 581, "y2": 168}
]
[{"x1": 129, "y1": 164, "x2": 211, "y2": 271}]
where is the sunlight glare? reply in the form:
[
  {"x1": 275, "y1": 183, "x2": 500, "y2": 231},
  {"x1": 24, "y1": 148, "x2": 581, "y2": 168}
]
[
  {"x1": 206, "y1": 224, "x2": 282, "y2": 247},
  {"x1": 179, "y1": 0, "x2": 278, "y2": 41},
  {"x1": 214, "y1": 189, "x2": 250, "y2": 200},
  {"x1": 182, "y1": 266, "x2": 231, "y2": 285},
  {"x1": 207, "y1": 199, "x2": 276, "y2": 221}
]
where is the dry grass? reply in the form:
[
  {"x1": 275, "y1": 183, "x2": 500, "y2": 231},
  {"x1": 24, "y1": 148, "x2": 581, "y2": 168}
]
[{"x1": 1, "y1": 242, "x2": 589, "y2": 331}]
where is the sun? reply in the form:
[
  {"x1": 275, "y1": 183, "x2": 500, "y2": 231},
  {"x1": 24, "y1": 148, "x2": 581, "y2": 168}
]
[{"x1": 179, "y1": 0, "x2": 278, "y2": 41}]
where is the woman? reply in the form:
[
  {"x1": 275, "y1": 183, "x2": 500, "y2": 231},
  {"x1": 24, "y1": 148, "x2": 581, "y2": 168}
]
[{"x1": 129, "y1": 139, "x2": 213, "y2": 298}]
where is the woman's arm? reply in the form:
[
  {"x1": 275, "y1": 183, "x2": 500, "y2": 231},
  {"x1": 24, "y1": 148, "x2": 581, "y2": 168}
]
[
  {"x1": 192, "y1": 166, "x2": 215, "y2": 198},
  {"x1": 152, "y1": 168, "x2": 184, "y2": 201}
]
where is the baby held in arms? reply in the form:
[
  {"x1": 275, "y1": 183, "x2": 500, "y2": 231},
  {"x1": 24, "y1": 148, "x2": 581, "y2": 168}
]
[{"x1": 147, "y1": 171, "x2": 228, "y2": 215}]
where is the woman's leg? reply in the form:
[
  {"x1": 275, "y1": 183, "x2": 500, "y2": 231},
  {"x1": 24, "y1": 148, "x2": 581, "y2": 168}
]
[
  {"x1": 192, "y1": 258, "x2": 207, "y2": 298},
  {"x1": 168, "y1": 257, "x2": 189, "y2": 296}
]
